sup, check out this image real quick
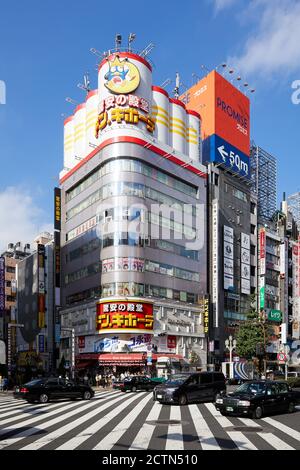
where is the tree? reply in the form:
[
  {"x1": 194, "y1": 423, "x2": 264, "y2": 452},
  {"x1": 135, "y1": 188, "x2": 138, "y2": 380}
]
[{"x1": 235, "y1": 298, "x2": 268, "y2": 360}]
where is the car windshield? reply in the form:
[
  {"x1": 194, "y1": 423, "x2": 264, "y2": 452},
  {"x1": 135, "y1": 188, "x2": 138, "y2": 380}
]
[
  {"x1": 24, "y1": 379, "x2": 43, "y2": 386},
  {"x1": 165, "y1": 374, "x2": 189, "y2": 386},
  {"x1": 235, "y1": 382, "x2": 266, "y2": 394}
]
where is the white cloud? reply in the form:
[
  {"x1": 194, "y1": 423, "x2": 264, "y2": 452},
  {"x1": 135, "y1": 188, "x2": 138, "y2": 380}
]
[
  {"x1": 211, "y1": 0, "x2": 237, "y2": 12},
  {"x1": 0, "y1": 186, "x2": 53, "y2": 252},
  {"x1": 229, "y1": 0, "x2": 300, "y2": 77}
]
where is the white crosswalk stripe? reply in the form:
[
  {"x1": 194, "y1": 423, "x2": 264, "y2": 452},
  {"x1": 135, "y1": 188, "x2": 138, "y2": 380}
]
[
  {"x1": 189, "y1": 404, "x2": 221, "y2": 450},
  {"x1": 92, "y1": 393, "x2": 153, "y2": 450},
  {"x1": 0, "y1": 393, "x2": 299, "y2": 450}
]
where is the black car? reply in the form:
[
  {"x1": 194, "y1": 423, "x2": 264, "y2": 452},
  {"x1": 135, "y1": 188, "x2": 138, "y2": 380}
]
[
  {"x1": 13, "y1": 377, "x2": 94, "y2": 403},
  {"x1": 153, "y1": 372, "x2": 226, "y2": 405},
  {"x1": 215, "y1": 380, "x2": 300, "y2": 419},
  {"x1": 120, "y1": 376, "x2": 165, "y2": 392}
]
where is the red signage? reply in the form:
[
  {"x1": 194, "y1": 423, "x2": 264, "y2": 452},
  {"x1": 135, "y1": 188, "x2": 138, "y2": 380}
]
[
  {"x1": 96, "y1": 299, "x2": 154, "y2": 334},
  {"x1": 78, "y1": 336, "x2": 85, "y2": 349},
  {"x1": 167, "y1": 335, "x2": 176, "y2": 350}
]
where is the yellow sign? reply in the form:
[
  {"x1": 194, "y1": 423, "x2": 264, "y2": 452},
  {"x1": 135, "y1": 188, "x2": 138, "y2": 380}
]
[
  {"x1": 95, "y1": 107, "x2": 155, "y2": 138},
  {"x1": 104, "y1": 55, "x2": 140, "y2": 94}
]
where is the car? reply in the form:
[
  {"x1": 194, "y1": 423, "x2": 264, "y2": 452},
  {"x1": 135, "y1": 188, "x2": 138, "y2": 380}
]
[
  {"x1": 215, "y1": 380, "x2": 300, "y2": 419},
  {"x1": 13, "y1": 377, "x2": 95, "y2": 403},
  {"x1": 288, "y1": 371, "x2": 300, "y2": 378},
  {"x1": 120, "y1": 376, "x2": 165, "y2": 392},
  {"x1": 153, "y1": 371, "x2": 226, "y2": 405},
  {"x1": 112, "y1": 380, "x2": 124, "y2": 390}
]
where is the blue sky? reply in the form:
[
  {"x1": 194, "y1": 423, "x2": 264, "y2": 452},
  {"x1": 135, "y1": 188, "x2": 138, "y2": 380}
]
[{"x1": 0, "y1": 0, "x2": 300, "y2": 249}]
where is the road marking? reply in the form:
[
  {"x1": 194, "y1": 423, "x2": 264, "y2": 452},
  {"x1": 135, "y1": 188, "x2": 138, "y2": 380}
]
[
  {"x1": 20, "y1": 393, "x2": 136, "y2": 450},
  {"x1": 189, "y1": 405, "x2": 220, "y2": 450},
  {"x1": 262, "y1": 417, "x2": 300, "y2": 442},
  {"x1": 129, "y1": 402, "x2": 162, "y2": 450},
  {"x1": 204, "y1": 403, "x2": 257, "y2": 450},
  {"x1": 56, "y1": 393, "x2": 148, "y2": 450},
  {"x1": 204, "y1": 403, "x2": 233, "y2": 427},
  {"x1": 257, "y1": 432, "x2": 295, "y2": 450},
  {"x1": 92, "y1": 393, "x2": 153, "y2": 450},
  {"x1": 0, "y1": 401, "x2": 71, "y2": 427},
  {"x1": 0, "y1": 394, "x2": 123, "y2": 449},
  {"x1": 165, "y1": 406, "x2": 184, "y2": 450}
]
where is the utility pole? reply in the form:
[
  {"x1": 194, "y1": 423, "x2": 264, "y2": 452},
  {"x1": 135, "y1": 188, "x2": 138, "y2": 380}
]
[{"x1": 61, "y1": 327, "x2": 75, "y2": 380}]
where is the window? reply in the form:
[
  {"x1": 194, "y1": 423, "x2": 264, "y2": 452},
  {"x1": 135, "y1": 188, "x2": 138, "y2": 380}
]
[
  {"x1": 251, "y1": 224, "x2": 256, "y2": 235},
  {"x1": 200, "y1": 374, "x2": 213, "y2": 384},
  {"x1": 6, "y1": 266, "x2": 15, "y2": 273},
  {"x1": 250, "y1": 202, "x2": 256, "y2": 214},
  {"x1": 215, "y1": 174, "x2": 219, "y2": 186},
  {"x1": 6, "y1": 281, "x2": 11, "y2": 287},
  {"x1": 266, "y1": 384, "x2": 278, "y2": 396},
  {"x1": 46, "y1": 379, "x2": 59, "y2": 385},
  {"x1": 278, "y1": 383, "x2": 288, "y2": 394},
  {"x1": 250, "y1": 266, "x2": 256, "y2": 277},
  {"x1": 250, "y1": 244, "x2": 256, "y2": 256}
]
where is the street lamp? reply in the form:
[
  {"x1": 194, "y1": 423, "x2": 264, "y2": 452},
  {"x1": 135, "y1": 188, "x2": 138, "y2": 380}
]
[
  {"x1": 7, "y1": 323, "x2": 24, "y2": 377},
  {"x1": 225, "y1": 335, "x2": 237, "y2": 379},
  {"x1": 61, "y1": 327, "x2": 75, "y2": 380}
]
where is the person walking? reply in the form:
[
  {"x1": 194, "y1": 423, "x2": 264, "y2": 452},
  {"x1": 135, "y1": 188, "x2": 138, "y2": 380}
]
[{"x1": 95, "y1": 373, "x2": 100, "y2": 388}]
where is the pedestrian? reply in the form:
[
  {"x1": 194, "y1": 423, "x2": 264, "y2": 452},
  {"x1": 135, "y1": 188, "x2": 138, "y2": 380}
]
[
  {"x1": 83, "y1": 372, "x2": 89, "y2": 385},
  {"x1": 95, "y1": 373, "x2": 100, "y2": 388},
  {"x1": 0, "y1": 375, "x2": 3, "y2": 392},
  {"x1": 3, "y1": 377, "x2": 8, "y2": 392}
]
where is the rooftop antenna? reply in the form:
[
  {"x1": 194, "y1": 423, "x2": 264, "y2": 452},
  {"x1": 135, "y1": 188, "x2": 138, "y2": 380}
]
[
  {"x1": 90, "y1": 47, "x2": 107, "y2": 58},
  {"x1": 173, "y1": 72, "x2": 180, "y2": 99},
  {"x1": 201, "y1": 64, "x2": 210, "y2": 75},
  {"x1": 192, "y1": 72, "x2": 201, "y2": 84},
  {"x1": 160, "y1": 78, "x2": 172, "y2": 88},
  {"x1": 128, "y1": 32, "x2": 136, "y2": 52},
  {"x1": 140, "y1": 42, "x2": 155, "y2": 58},
  {"x1": 65, "y1": 97, "x2": 79, "y2": 106},
  {"x1": 115, "y1": 33, "x2": 122, "y2": 52},
  {"x1": 77, "y1": 72, "x2": 91, "y2": 95}
]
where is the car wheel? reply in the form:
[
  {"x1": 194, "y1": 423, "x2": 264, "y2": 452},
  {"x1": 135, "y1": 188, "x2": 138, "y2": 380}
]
[
  {"x1": 178, "y1": 394, "x2": 188, "y2": 406},
  {"x1": 39, "y1": 393, "x2": 49, "y2": 404},
  {"x1": 131, "y1": 386, "x2": 137, "y2": 392},
  {"x1": 83, "y1": 391, "x2": 92, "y2": 400},
  {"x1": 252, "y1": 406, "x2": 263, "y2": 419},
  {"x1": 288, "y1": 402, "x2": 295, "y2": 413}
]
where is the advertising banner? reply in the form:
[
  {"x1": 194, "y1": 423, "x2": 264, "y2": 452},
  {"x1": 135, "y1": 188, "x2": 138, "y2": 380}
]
[
  {"x1": 0, "y1": 257, "x2": 5, "y2": 313},
  {"x1": 212, "y1": 201, "x2": 219, "y2": 327},
  {"x1": 259, "y1": 229, "x2": 266, "y2": 276},
  {"x1": 96, "y1": 299, "x2": 154, "y2": 334},
  {"x1": 37, "y1": 244, "x2": 45, "y2": 329},
  {"x1": 241, "y1": 232, "x2": 250, "y2": 295},
  {"x1": 182, "y1": 71, "x2": 250, "y2": 156},
  {"x1": 54, "y1": 187, "x2": 61, "y2": 231},
  {"x1": 38, "y1": 334, "x2": 45, "y2": 353},
  {"x1": 224, "y1": 225, "x2": 234, "y2": 291}
]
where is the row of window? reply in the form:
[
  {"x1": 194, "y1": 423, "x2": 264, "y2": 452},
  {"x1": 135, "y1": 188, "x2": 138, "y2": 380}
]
[
  {"x1": 66, "y1": 284, "x2": 198, "y2": 305},
  {"x1": 65, "y1": 257, "x2": 200, "y2": 286},
  {"x1": 67, "y1": 235, "x2": 199, "y2": 264},
  {"x1": 66, "y1": 158, "x2": 198, "y2": 203},
  {"x1": 66, "y1": 180, "x2": 197, "y2": 221}
]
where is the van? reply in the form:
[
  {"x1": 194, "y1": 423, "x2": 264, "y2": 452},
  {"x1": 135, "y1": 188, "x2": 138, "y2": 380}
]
[{"x1": 153, "y1": 371, "x2": 226, "y2": 405}]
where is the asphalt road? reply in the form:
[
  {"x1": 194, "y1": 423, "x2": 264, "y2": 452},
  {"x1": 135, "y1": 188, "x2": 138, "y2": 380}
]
[{"x1": 0, "y1": 389, "x2": 299, "y2": 450}]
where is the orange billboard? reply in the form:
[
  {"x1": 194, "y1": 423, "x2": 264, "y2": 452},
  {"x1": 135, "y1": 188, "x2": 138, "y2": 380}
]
[{"x1": 182, "y1": 71, "x2": 250, "y2": 156}]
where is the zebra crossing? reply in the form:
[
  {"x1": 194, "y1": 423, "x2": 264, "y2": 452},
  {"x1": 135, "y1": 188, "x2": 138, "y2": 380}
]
[{"x1": 0, "y1": 391, "x2": 299, "y2": 450}]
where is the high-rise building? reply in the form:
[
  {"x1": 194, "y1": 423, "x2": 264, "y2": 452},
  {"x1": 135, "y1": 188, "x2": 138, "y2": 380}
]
[
  {"x1": 0, "y1": 242, "x2": 31, "y2": 374},
  {"x1": 15, "y1": 233, "x2": 55, "y2": 377},
  {"x1": 58, "y1": 45, "x2": 208, "y2": 376},
  {"x1": 182, "y1": 69, "x2": 256, "y2": 366}
]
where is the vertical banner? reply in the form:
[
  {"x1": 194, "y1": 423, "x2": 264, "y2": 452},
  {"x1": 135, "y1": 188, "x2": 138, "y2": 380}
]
[
  {"x1": 259, "y1": 228, "x2": 266, "y2": 310},
  {"x1": 259, "y1": 228, "x2": 266, "y2": 276},
  {"x1": 212, "y1": 200, "x2": 219, "y2": 327},
  {"x1": 224, "y1": 226, "x2": 234, "y2": 290},
  {"x1": 241, "y1": 232, "x2": 250, "y2": 295},
  {"x1": 37, "y1": 245, "x2": 45, "y2": 328},
  {"x1": 0, "y1": 257, "x2": 5, "y2": 315},
  {"x1": 54, "y1": 187, "x2": 61, "y2": 231}
]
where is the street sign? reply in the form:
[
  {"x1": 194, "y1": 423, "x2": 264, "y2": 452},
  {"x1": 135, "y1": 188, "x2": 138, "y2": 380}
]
[
  {"x1": 206, "y1": 135, "x2": 250, "y2": 179},
  {"x1": 277, "y1": 352, "x2": 287, "y2": 362},
  {"x1": 267, "y1": 310, "x2": 282, "y2": 322}
]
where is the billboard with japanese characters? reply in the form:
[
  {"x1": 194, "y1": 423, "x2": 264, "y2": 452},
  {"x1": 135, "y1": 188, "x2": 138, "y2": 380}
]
[{"x1": 96, "y1": 298, "x2": 154, "y2": 334}]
